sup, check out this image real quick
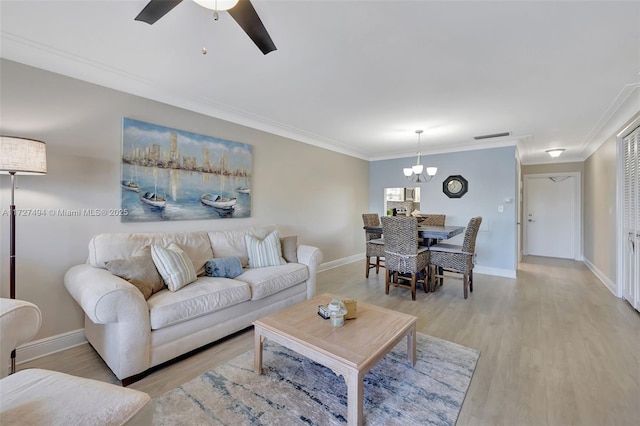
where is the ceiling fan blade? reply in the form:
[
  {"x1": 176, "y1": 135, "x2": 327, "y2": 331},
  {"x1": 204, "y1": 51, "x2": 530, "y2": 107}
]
[
  {"x1": 135, "y1": 0, "x2": 183, "y2": 25},
  {"x1": 228, "y1": 0, "x2": 277, "y2": 55}
]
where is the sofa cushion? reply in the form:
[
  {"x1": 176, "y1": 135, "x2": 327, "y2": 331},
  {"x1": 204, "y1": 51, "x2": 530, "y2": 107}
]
[
  {"x1": 245, "y1": 230, "x2": 287, "y2": 268},
  {"x1": 280, "y1": 236, "x2": 298, "y2": 263},
  {"x1": 0, "y1": 369, "x2": 152, "y2": 426},
  {"x1": 104, "y1": 246, "x2": 164, "y2": 299},
  {"x1": 147, "y1": 277, "x2": 251, "y2": 330},
  {"x1": 236, "y1": 263, "x2": 309, "y2": 301},
  {"x1": 207, "y1": 225, "x2": 277, "y2": 267},
  {"x1": 151, "y1": 243, "x2": 198, "y2": 292},
  {"x1": 88, "y1": 232, "x2": 214, "y2": 276}
]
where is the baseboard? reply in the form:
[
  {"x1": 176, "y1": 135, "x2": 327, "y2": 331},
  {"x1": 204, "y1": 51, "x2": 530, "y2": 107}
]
[
  {"x1": 16, "y1": 328, "x2": 87, "y2": 366},
  {"x1": 474, "y1": 265, "x2": 517, "y2": 279},
  {"x1": 583, "y1": 257, "x2": 618, "y2": 296},
  {"x1": 318, "y1": 253, "x2": 362, "y2": 272},
  {"x1": 320, "y1": 254, "x2": 516, "y2": 278}
]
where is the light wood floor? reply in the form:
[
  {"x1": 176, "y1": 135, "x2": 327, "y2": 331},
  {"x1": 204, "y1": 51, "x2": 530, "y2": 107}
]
[{"x1": 21, "y1": 256, "x2": 640, "y2": 425}]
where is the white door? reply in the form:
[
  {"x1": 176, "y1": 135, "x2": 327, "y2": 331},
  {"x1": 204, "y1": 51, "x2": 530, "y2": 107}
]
[
  {"x1": 622, "y1": 125, "x2": 639, "y2": 311},
  {"x1": 525, "y1": 175, "x2": 577, "y2": 259}
]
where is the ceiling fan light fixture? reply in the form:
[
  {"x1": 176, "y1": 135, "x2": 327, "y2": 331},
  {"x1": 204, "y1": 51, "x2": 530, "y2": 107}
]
[
  {"x1": 546, "y1": 148, "x2": 565, "y2": 158},
  {"x1": 193, "y1": 0, "x2": 239, "y2": 11}
]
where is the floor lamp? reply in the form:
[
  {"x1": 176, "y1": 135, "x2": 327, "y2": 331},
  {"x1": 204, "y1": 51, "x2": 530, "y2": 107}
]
[{"x1": 0, "y1": 136, "x2": 47, "y2": 374}]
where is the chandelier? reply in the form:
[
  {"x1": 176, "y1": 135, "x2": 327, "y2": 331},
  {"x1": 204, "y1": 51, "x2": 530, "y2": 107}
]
[{"x1": 403, "y1": 130, "x2": 437, "y2": 183}]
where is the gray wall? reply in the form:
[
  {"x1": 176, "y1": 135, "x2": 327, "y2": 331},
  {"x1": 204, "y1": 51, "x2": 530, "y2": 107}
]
[
  {"x1": 584, "y1": 136, "x2": 617, "y2": 284},
  {"x1": 0, "y1": 59, "x2": 369, "y2": 341},
  {"x1": 369, "y1": 146, "x2": 518, "y2": 276}
]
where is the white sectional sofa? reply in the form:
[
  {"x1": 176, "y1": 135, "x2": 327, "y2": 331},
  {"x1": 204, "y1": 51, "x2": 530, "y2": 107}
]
[{"x1": 64, "y1": 225, "x2": 322, "y2": 385}]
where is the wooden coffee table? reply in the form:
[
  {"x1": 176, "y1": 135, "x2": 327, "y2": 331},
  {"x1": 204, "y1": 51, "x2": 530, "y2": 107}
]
[{"x1": 253, "y1": 293, "x2": 417, "y2": 426}]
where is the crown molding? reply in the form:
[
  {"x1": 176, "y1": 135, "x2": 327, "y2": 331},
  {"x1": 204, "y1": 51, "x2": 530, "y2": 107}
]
[{"x1": 1, "y1": 31, "x2": 369, "y2": 160}]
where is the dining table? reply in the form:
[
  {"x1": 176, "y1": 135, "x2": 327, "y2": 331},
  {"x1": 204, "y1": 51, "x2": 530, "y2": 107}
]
[{"x1": 363, "y1": 223, "x2": 466, "y2": 246}]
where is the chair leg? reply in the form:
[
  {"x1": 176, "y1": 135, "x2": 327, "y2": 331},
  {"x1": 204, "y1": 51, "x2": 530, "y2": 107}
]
[
  {"x1": 469, "y1": 269, "x2": 473, "y2": 292},
  {"x1": 463, "y1": 273, "x2": 469, "y2": 299},
  {"x1": 422, "y1": 268, "x2": 428, "y2": 293},
  {"x1": 375, "y1": 257, "x2": 380, "y2": 274},
  {"x1": 429, "y1": 265, "x2": 435, "y2": 292},
  {"x1": 365, "y1": 256, "x2": 370, "y2": 278},
  {"x1": 385, "y1": 269, "x2": 391, "y2": 295},
  {"x1": 411, "y1": 274, "x2": 417, "y2": 301}
]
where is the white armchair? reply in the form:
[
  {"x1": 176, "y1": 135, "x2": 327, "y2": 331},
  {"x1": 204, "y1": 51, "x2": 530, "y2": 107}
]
[
  {"x1": 0, "y1": 298, "x2": 41, "y2": 378},
  {"x1": 0, "y1": 298, "x2": 152, "y2": 426}
]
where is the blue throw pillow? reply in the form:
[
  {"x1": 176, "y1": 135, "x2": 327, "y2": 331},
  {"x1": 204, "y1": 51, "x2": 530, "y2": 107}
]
[{"x1": 205, "y1": 257, "x2": 243, "y2": 279}]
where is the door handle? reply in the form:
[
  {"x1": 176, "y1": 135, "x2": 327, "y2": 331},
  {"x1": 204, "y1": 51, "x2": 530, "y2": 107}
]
[{"x1": 528, "y1": 219, "x2": 535, "y2": 222}]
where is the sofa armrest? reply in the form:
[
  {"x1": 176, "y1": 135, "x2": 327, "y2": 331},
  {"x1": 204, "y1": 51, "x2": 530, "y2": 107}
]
[
  {"x1": 64, "y1": 264, "x2": 149, "y2": 326},
  {"x1": 0, "y1": 299, "x2": 42, "y2": 378},
  {"x1": 296, "y1": 245, "x2": 323, "y2": 299}
]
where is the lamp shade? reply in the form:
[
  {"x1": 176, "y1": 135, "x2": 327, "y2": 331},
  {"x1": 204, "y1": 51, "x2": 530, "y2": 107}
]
[{"x1": 0, "y1": 136, "x2": 47, "y2": 175}]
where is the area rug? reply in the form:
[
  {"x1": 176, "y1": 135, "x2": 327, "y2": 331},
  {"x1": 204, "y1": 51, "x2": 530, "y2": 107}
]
[{"x1": 153, "y1": 333, "x2": 480, "y2": 425}]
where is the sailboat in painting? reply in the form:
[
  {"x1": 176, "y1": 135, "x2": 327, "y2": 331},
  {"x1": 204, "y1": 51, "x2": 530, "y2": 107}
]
[
  {"x1": 140, "y1": 168, "x2": 166, "y2": 208},
  {"x1": 141, "y1": 191, "x2": 166, "y2": 208},
  {"x1": 200, "y1": 193, "x2": 237, "y2": 210},
  {"x1": 122, "y1": 141, "x2": 140, "y2": 192},
  {"x1": 121, "y1": 180, "x2": 140, "y2": 192}
]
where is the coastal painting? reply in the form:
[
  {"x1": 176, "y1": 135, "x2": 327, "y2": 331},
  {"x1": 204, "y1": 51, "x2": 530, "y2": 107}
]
[{"x1": 120, "y1": 118, "x2": 252, "y2": 222}]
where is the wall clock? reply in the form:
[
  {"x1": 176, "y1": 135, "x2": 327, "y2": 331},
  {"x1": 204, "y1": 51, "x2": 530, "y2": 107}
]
[{"x1": 443, "y1": 175, "x2": 468, "y2": 198}]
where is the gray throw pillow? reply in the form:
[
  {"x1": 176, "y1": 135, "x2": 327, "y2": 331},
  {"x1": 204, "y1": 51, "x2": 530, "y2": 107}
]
[
  {"x1": 280, "y1": 236, "x2": 298, "y2": 263},
  {"x1": 105, "y1": 246, "x2": 164, "y2": 299}
]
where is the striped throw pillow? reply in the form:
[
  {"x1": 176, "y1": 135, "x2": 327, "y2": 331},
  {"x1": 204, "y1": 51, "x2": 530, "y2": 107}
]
[
  {"x1": 245, "y1": 230, "x2": 287, "y2": 268},
  {"x1": 151, "y1": 243, "x2": 198, "y2": 291}
]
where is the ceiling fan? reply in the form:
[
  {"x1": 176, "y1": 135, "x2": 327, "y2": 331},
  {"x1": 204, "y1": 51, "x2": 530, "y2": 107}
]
[{"x1": 135, "y1": 0, "x2": 277, "y2": 55}]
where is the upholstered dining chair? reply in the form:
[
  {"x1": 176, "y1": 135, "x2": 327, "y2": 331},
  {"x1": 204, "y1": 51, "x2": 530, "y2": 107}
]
[
  {"x1": 429, "y1": 216, "x2": 482, "y2": 299},
  {"x1": 380, "y1": 216, "x2": 430, "y2": 300},
  {"x1": 362, "y1": 213, "x2": 385, "y2": 278}
]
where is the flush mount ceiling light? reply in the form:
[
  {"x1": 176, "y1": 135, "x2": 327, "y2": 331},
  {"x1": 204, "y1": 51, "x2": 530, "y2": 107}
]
[
  {"x1": 403, "y1": 130, "x2": 437, "y2": 183},
  {"x1": 546, "y1": 148, "x2": 565, "y2": 158}
]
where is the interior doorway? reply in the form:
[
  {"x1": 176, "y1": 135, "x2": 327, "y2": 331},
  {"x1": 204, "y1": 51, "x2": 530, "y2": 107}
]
[{"x1": 523, "y1": 173, "x2": 581, "y2": 260}]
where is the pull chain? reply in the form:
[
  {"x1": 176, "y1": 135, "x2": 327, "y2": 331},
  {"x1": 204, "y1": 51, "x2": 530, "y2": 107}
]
[{"x1": 201, "y1": 8, "x2": 207, "y2": 55}]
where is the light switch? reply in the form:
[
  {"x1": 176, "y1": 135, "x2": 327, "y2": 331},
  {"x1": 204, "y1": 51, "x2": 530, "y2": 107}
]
[{"x1": 498, "y1": 205, "x2": 504, "y2": 213}]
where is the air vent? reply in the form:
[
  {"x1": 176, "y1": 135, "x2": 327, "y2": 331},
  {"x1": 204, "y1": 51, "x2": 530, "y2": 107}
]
[{"x1": 473, "y1": 132, "x2": 511, "y2": 140}]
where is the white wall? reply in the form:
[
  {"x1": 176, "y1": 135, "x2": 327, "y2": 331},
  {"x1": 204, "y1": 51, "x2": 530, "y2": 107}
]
[
  {"x1": 0, "y1": 59, "x2": 370, "y2": 341},
  {"x1": 369, "y1": 146, "x2": 518, "y2": 277}
]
